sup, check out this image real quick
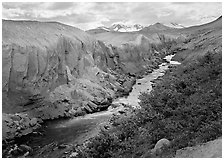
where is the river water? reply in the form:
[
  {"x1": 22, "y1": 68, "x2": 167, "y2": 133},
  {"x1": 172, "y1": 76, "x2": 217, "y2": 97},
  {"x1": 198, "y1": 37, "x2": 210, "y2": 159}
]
[
  {"x1": 113, "y1": 54, "x2": 180, "y2": 107},
  {"x1": 18, "y1": 54, "x2": 180, "y2": 157}
]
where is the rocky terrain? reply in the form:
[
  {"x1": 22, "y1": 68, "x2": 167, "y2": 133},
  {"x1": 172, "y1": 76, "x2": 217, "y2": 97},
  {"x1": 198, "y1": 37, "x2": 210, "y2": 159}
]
[
  {"x1": 2, "y1": 15, "x2": 222, "y2": 158},
  {"x1": 2, "y1": 19, "x2": 183, "y2": 142},
  {"x1": 70, "y1": 16, "x2": 222, "y2": 158}
]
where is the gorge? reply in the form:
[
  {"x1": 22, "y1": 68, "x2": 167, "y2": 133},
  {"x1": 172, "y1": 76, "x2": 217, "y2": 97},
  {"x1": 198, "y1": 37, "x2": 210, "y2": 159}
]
[{"x1": 2, "y1": 15, "x2": 222, "y2": 158}]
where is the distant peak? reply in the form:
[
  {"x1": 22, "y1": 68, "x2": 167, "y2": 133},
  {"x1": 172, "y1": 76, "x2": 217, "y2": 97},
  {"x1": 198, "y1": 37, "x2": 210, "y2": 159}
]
[
  {"x1": 110, "y1": 23, "x2": 144, "y2": 32},
  {"x1": 143, "y1": 22, "x2": 171, "y2": 31},
  {"x1": 89, "y1": 23, "x2": 144, "y2": 32},
  {"x1": 150, "y1": 22, "x2": 169, "y2": 27}
]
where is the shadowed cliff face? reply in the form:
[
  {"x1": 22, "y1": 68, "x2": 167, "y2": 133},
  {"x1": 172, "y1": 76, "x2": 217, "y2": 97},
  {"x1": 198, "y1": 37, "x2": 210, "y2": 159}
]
[
  {"x1": 2, "y1": 20, "x2": 120, "y2": 140},
  {"x1": 3, "y1": 21, "x2": 101, "y2": 90},
  {"x1": 2, "y1": 20, "x2": 184, "y2": 140},
  {"x1": 2, "y1": 20, "x2": 118, "y2": 107}
]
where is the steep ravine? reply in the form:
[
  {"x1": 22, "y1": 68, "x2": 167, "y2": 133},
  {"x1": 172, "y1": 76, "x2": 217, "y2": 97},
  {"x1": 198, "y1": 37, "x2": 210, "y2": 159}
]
[
  {"x1": 3, "y1": 54, "x2": 180, "y2": 158},
  {"x1": 1, "y1": 21, "x2": 144, "y2": 140},
  {"x1": 2, "y1": 20, "x2": 183, "y2": 157}
]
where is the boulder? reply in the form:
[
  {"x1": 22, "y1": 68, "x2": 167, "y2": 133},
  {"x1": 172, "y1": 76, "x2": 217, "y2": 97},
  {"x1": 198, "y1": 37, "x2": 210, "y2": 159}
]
[
  {"x1": 118, "y1": 110, "x2": 126, "y2": 114},
  {"x1": 87, "y1": 101, "x2": 98, "y2": 111},
  {"x1": 69, "y1": 152, "x2": 78, "y2": 158},
  {"x1": 110, "y1": 103, "x2": 122, "y2": 109},
  {"x1": 19, "y1": 144, "x2": 32, "y2": 152},
  {"x1": 122, "y1": 78, "x2": 136, "y2": 93},
  {"x1": 83, "y1": 105, "x2": 93, "y2": 113},
  {"x1": 2, "y1": 113, "x2": 43, "y2": 140},
  {"x1": 58, "y1": 144, "x2": 68, "y2": 149},
  {"x1": 73, "y1": 108, "x2": 86, "y2": 117},
  {"x1": 29, "y1": 118, "x2": 37, "y2": 127},
  {"x1": 151, "y1": 138, "x2": 171, "y2": 154}
]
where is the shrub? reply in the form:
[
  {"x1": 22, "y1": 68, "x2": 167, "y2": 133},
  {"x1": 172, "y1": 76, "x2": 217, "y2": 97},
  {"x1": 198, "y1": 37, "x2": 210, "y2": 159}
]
[
  {"x1": 77, "y1": 51, "x2": 222, "y2": 158},
  {"x1": 139, "y1": 51, "x2": 222, "y2": 151}
]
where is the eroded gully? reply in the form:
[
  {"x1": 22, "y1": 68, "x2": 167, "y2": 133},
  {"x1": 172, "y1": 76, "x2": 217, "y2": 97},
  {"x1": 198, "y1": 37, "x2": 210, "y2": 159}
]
[{"x1": 15, "y1": 54, "x2": 180, "y2": 157}]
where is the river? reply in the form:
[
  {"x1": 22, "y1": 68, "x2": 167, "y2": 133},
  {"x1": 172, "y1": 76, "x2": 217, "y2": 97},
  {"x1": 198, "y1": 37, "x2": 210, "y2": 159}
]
[
  {"x1": 113, "y1": 54, "x2": 180, "y2": 107},
  {"x1": 13, "y1": 54, "x2": 180, "y2": 157}
]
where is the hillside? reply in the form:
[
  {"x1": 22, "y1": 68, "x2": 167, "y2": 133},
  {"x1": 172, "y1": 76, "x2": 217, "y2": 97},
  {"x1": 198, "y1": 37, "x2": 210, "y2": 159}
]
[
  {"x1": 2, "y1": 15, "x2": 222, "y2": 158},
  {"x1": 2, "y1": 20, "x2": 135, "y2": 140},
  {"x1": 172, "y1": 16, "x2": 222, "y2": 62},
  {"x1": 70, "y1": 16, "x2": 222, "y2": 158},
  {"x1": 2, "y1": 19, "x2": 178, "y2": 142},
  {"x1": 87, "y1": 22, "x2": 185, "y2": 46},
  {"x1": 86, "y1": 22, "x2": 187, "y2": 75}
]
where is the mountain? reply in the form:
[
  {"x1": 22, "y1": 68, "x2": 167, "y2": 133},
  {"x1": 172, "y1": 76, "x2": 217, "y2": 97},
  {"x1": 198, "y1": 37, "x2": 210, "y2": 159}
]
[
  {"x1": 86, "y1": 27, "x2": 110, "y2": 34},
  {"x1": 87, "y1": 22, "x2": 180, "y2": 34},
  {"x1": 2, "y1": 16, "x2": 222, "y2": 157},
  {"x1": 141, "y1": 22, "x2": 173, "y2": 32},
  {"x1": 97, "y1": 26, "x2": 111, "y2": 31},
  {"x1": 2, "y1": 20, "x2": 137, "y2": 140},
  {"x1": 87, "y1": 23, "x2": 144, "y2": 33},
  {"x1": 169, "y1": 22, "x2": 186, "y2": 28},
  {"x1": 110, "y1": 23, "x2": 144, "y2": 32},
  {"x1": 74, "y1": 16, "x2": 222, "y2": 159},
  {"x1": 2, "y1": 19, "x2": 170, "y2": 141}
]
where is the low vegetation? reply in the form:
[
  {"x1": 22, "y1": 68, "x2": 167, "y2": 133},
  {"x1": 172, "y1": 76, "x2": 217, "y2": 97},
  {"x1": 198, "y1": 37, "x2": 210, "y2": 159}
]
[{"x1": 76, "y1": 51, "x2": 222, "y2": 158}]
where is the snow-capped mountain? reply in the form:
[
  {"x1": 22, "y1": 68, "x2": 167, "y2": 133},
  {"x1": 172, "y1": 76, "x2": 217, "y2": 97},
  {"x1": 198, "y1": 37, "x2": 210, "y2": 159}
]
[
  {"x1": 110, "y1": 23, "x2": 144, "y2": 32},
  {"x1": 88, "y1": 22, "x2": 184, "y2": 34},
  {"x1": 92, "y1": 23, "x2": 144, "y2": 32}
]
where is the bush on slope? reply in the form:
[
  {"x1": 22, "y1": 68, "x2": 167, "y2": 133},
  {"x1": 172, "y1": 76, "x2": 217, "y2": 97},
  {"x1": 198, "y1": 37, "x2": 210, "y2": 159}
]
[{"x1": 77, "y1": 51, "x2": 222, "y2": 158}]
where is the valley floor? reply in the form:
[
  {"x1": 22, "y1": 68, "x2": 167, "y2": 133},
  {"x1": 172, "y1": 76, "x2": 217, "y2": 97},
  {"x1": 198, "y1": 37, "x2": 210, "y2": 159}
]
[
  {"x1": 2, "y1": 16, "x2": 222, "y2": 158},
  {"x1": 73, "y1": 51, "x2": 222, "y2": 158},
  {"x1": 2, "y1": 54, "x2": 175, "y2": 158}
]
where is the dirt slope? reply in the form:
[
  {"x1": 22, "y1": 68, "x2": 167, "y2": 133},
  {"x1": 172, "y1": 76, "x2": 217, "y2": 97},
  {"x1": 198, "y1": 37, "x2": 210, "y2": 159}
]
[
  {"x1": 171, "y1": 16, "x2": 222, "y2": 62},
  {"x1": 175, "y1": 137, "x2": 222, "y2": 158},
  {"x1": 2, "y1": 20, "x2": 136, "y2": 140},
  {"x1": 2, "y1": 19, "x2": 172, "y2": 141}
]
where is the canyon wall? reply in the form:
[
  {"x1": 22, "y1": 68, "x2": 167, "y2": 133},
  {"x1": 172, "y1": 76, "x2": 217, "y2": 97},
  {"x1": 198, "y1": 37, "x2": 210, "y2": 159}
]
[{"x1": 2, "y1": 20, "x2": 183, "y2": 140}]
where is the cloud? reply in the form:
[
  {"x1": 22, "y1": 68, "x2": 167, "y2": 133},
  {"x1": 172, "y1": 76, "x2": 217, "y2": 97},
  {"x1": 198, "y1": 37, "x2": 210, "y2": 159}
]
[
  {"x1": 2, "y1": 2, "x2": 222, "y2": 30},
  {"x1": 47, "y1": 2, "x2": 74, "y2": 10}
]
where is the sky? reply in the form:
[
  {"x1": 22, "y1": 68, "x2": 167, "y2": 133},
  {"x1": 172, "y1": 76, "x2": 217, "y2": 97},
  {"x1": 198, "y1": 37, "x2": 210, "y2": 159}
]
[{"x1": 2, "y1": 2, "x2": 222, "y2": 30}]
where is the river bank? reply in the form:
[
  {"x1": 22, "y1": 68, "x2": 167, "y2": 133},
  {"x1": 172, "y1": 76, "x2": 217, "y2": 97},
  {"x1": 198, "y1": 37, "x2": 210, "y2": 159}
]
[{"x1": 2, "y1": 54, "x2": 179, "y2": 158}]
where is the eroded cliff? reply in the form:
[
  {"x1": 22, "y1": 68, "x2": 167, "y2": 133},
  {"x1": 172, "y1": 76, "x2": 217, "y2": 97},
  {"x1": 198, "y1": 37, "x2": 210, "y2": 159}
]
[{"x1": 2, "y1": 20, "x2": 183, "y2": 140}]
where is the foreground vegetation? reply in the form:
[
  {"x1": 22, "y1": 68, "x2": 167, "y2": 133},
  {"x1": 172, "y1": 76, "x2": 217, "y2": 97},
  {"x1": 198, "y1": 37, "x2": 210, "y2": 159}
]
[{"x1": 76, "y1": 51, "x2": 222, "y2": 158}]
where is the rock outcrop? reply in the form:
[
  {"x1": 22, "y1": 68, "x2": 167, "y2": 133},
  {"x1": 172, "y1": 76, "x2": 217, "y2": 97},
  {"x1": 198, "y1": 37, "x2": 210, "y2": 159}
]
[
  {"x1": 2, "y1": 113, "x2": 40, "y2": 140},
  {"x1": 151, "y1": 138, "x2": 171, "y2": 155},
  {"x1": 2, "y1": 20, "x2": 182, "y2": 140},
  {"x1": 2, "y1": 20, "x2": 130, "y2": 140}
]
